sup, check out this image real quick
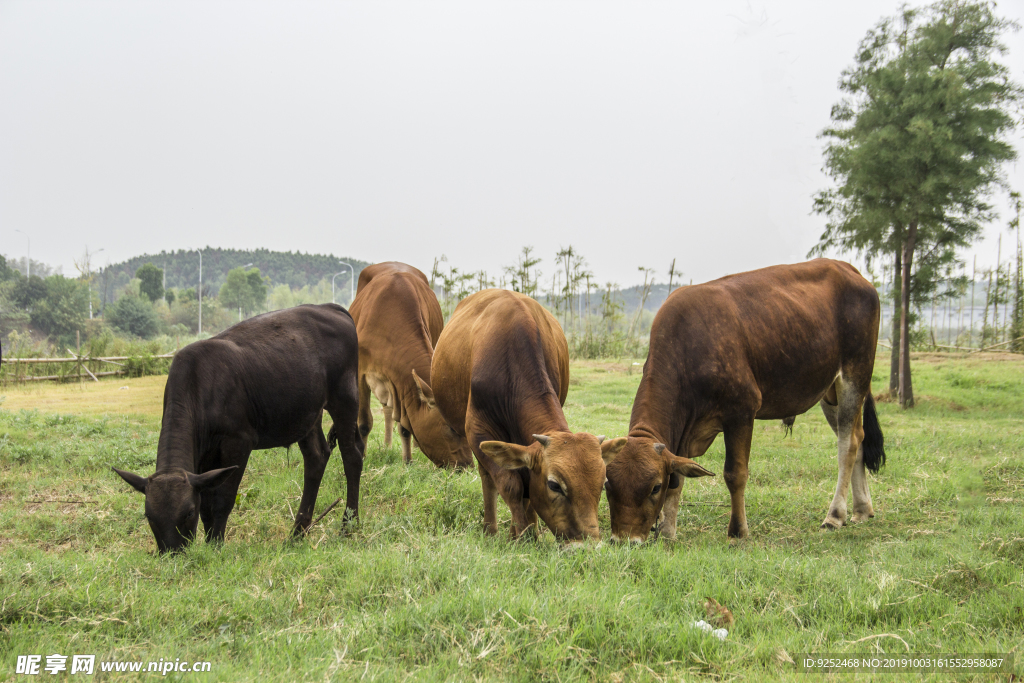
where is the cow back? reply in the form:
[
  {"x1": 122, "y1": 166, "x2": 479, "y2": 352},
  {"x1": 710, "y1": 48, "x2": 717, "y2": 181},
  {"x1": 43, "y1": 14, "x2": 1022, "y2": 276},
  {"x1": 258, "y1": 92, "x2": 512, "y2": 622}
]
[
  {"x1": 432, "y1": 290, "x2": 569, "y2": 444},
  {"x1": 161, "y1": 303, "x2": 359, "y2": 457},
  {"x1": 357, "y1": 262, "x2": 430, "y2": 297}
]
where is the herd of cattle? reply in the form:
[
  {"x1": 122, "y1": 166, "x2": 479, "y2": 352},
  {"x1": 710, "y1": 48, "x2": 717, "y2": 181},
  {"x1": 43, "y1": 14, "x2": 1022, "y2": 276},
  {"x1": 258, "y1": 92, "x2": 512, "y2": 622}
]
[{"x1": 114, "y1": 258, "x2": 886, "y2": 553}]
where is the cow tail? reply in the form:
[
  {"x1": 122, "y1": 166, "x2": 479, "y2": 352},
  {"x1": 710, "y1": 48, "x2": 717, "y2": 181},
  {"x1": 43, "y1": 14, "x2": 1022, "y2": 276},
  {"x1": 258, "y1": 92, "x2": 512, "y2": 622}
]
[
  {"x1": 861, "y1": 393, "x2": 885, "y2": 473},
  {"x1": 327, "y1": 424, "x2": 338, "y2": 454}
]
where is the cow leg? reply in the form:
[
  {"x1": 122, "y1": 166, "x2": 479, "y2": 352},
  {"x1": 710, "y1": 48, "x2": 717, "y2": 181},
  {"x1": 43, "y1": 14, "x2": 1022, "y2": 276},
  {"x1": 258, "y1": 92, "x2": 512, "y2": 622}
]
[
  {"x1": 658, "y1": 477, "x2": 684, "y2": 540},
  {"x1": 849, "y1": 439, "x2": 875, "y2": 523},
  {"x1": 847, "y1": 386, "x2": 874, "y2": 523},
  {"x1": 294, "y1": 420, "x2": 331, "y2": 535},
  {"x1": 384, "y1": 407, "x2": 394, "y2": 447},
  {"x1": 201, "y1": 440, "x2": 251, "y2": 543},
  {"x1": 507, "y1": 466, "x2": 538, "y2": 539},
  {"x1": 723, "y1": 419, "x2": 754, "y2": 539},
  {"x1": 399, "y1": 424, "x2": 413, "y2": 465},
  {"x1": 357, "y1": 374, "x2": 373, "y2": 443},
  {"x1": 821, "y1": 380, "x2": 865, "y2": 530},
  {"x1": 477, "y1": 457, "x2": 535, "y2": 539},
  {"x1": 327, "y1": 408, "x2": 364, "y2": 528},
  {"x1": 478, "y1": 460, "x2": 500, "y2": 535}
]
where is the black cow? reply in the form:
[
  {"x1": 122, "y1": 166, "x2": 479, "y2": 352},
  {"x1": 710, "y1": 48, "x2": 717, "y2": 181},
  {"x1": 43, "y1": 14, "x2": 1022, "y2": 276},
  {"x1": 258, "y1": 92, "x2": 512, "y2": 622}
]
[{"x1": 114, "y1": 303, "x2": 363, "y2": 553}]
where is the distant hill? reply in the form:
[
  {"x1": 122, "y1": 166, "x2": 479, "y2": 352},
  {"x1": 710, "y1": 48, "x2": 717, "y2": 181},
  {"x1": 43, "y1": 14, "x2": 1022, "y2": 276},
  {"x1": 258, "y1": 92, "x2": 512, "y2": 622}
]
[{"x1": 99, "y1": 248, "x2": 370, "y2": 302}]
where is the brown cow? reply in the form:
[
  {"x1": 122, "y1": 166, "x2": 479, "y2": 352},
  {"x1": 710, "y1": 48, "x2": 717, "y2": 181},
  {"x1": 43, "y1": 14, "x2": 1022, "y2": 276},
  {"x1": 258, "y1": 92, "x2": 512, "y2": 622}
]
[
  {"x1": 349, "y1": 262, "x2": 472, "y2": 468},
  {"x1": 604, "y1": 259, "x2": 886, "y2": 542},
  {"x1": 419, "y1": 289, "x2": 627, "y2": 542}
]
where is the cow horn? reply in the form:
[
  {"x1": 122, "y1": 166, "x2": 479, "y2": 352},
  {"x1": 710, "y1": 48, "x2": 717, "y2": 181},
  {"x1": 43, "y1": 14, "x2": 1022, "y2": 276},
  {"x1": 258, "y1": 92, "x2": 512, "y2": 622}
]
[
  {"x1": 596, "y1": 435, "x2": 606, "y2": 444},
  {"x1": 653, "y1": 443, "x2": 666, "y2": 455},
  {"x1": 532, "y1": 434, "x2": 551, "y2": 448}
]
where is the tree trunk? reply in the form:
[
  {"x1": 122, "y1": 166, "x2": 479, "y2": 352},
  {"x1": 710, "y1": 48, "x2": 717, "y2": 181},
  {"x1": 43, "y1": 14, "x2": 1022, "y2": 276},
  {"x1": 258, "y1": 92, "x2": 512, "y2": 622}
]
[
  {"x1": 899, "y1": 222, "x2": 917, "y2": 408},
  {"x1": 889, "y1": 250, "x2": 902, "y2": 396}
]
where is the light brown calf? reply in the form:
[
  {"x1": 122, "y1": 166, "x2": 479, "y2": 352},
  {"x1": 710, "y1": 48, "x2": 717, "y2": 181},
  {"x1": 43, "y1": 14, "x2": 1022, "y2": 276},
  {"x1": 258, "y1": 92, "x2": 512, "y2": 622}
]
[
  {"x1": 422, "y1": 289, "x2": 625, "y2": 542},
  {"x1": 349, "y1": 262, "x2": 471, "y2": 468}
]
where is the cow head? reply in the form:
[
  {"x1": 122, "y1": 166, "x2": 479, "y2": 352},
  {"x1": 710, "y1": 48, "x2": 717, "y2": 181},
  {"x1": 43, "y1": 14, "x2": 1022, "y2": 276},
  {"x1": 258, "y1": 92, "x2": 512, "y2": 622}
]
[
  {"x1": 479, "y1": 432, "x2": 627, "y2": 543},
  {"x1": 604, "y1": 437, "x2": 714, "y2": 543},
  {"x1": 410, "y1": 370, "x2": 473, "y2": 468},
  {"x1": 113, "y1": 466, "x2": 237, "y2": 554}
]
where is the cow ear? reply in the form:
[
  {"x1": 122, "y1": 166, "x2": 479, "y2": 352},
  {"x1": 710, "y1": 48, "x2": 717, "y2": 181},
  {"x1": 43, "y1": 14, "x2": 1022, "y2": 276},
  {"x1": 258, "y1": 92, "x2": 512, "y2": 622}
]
[
  {"x1": 411, "y1": 369, "x2": 437, "y2": 410},
  {"x1": 186, "y1": 467, "x2": 239, "y2": 491},
  {"x1": 479, "y1": 441, "x2": 537, "y2": 470},
  {"x1": 113, "y1": 467, "x2": 148, "y2": 494},
  {"x1": 600, "y1": 437, "x2": 628, "y2": 465},
  {"x1": 668, "y1": 454, "x2": 714, "y2": 479}
]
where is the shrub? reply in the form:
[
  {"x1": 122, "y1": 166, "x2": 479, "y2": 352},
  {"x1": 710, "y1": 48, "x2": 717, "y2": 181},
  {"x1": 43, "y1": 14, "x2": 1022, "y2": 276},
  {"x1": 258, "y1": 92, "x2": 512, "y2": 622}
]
[{"x1": 107, "y1": 295, "x2": 160, "y2": 339}]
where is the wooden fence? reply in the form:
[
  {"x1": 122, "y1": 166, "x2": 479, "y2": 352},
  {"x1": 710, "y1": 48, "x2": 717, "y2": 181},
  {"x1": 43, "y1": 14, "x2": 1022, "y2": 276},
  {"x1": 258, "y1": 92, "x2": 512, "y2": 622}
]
[{"x1": 0, "y1": 350, "x2": 176, "y2": 384}]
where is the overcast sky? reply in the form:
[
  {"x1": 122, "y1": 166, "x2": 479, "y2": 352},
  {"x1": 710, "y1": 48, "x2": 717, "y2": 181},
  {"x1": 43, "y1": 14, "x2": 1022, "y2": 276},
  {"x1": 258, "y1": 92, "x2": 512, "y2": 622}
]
[{"x1": 2, "y1": 1, "x2": 1023, "y2": 287}]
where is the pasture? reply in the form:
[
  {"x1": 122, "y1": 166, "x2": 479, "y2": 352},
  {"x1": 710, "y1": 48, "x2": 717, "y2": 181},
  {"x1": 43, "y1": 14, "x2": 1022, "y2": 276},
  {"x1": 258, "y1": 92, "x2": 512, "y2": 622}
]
[{"x1": 0, "y1": 354, "x2": 1022, "y2": 681}]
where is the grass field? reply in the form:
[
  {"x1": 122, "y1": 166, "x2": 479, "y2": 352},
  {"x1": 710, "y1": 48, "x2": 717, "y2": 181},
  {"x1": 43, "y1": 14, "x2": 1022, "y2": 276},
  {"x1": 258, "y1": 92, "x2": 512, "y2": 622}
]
[{"x1": 1, "y1": 353, "x2": 1022, "y2": 681}]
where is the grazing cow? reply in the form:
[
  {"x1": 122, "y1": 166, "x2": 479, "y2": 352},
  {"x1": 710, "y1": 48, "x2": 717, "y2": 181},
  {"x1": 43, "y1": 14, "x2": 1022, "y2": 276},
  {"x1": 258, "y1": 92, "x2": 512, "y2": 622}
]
[
  {"x1": 420, "y1": 289, "x2": 627, "y2": 542},
  {"x1": 604, "y1": 259, "x2": 886, "y2": 542},
  {"x1": 349, "y1": 262, "x2": 472, "y2": 468},
  {"x1": 114, "y1": 304, "x2": 364, "y2": 553}
]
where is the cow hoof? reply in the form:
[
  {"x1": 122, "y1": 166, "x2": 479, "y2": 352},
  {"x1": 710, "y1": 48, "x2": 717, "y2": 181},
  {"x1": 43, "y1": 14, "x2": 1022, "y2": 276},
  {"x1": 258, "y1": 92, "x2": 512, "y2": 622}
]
[
  {"x1": 727, "y1": 525, "x2": 749, "y2": 539},
  {"x1": 819, "y1": 518, "x2": 844, "y2": 531},
  {"x1": 851, "y1": 507, "x2": 875, "y2": 523}
]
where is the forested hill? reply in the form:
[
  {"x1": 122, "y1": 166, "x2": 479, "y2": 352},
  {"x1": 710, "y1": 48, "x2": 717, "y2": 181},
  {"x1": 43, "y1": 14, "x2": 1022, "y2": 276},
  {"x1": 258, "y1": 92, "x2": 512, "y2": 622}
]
[{"x1": 100, "y1": 248, "x2": 370, "y2": 299}]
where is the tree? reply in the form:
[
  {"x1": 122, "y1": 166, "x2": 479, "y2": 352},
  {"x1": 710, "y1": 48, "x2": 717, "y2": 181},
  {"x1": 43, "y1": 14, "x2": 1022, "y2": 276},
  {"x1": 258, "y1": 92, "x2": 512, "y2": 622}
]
[
  {"x1": 812, "y1": 0, "x2": 1021, "y2": 408},
  {"x1": 136, "y1": 263, "x2": 164, "y2": 302},
  {"x1": 1009, "y1": 192, "x2": 1023, "y2": 351},
  {"x1": 0, "y1": 255, "x2": 16, "y2": 283},
  {"x1": 503, "y1": 246, "x2": 543, "y2": 298},
  {"x1": 218, "y1": 267, "x2": 267, "y2": 317},
  {"x1": 31, "y1": 275, "x2": 89, "y2": 345},
  {"x1": 12, "y1": 274, "x2": 47, "y2": 309},
  {"x1": 245, "y1": 269, "x2": 267, "y2": 314},
  {"x1": 107, "y1": 294, "x2": 160, "y2": 339}
]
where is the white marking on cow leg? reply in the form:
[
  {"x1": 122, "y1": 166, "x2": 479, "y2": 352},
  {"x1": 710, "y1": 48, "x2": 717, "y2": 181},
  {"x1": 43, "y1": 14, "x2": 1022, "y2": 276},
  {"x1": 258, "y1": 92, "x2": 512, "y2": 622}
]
[
  {"x1": 659, "y1": 478, "x2": 684, "y2": 540},
  {"x1": 822, "y1": 385, "x2": 861, "y2": 530},
  {"x1": 850, "y1": 441, "x2": 874, "y2": 522}
]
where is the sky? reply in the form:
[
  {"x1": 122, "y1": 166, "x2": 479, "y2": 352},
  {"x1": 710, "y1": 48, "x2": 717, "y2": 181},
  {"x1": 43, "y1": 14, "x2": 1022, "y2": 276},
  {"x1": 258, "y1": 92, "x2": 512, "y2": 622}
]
[{"x1": 2, "y1": 0, "x2": 1023, "y2": 288}]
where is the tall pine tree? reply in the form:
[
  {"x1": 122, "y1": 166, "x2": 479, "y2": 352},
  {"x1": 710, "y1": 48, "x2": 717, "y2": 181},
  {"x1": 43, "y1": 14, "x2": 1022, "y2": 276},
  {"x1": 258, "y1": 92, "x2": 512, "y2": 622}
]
[{"x1": 813, "y1": 0, "x2": 1021, "y2": 407}]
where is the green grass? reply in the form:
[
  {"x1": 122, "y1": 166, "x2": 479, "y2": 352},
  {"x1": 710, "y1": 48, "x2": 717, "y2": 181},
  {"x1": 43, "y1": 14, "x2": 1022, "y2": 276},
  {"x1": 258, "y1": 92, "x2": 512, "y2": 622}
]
[{"x1": 0, "y1": 353, "x2": 1022, "y2": 681}]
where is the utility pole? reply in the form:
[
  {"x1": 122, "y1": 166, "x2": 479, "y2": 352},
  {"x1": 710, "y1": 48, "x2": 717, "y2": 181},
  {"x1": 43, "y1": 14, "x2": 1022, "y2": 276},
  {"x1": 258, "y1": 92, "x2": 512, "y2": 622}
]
[
  {"x1": 335, "y1": 260, "x2": 354, "y2": 305},
  {"x1": 198, "y1": 248, "x2": 203, "y2": 335}
]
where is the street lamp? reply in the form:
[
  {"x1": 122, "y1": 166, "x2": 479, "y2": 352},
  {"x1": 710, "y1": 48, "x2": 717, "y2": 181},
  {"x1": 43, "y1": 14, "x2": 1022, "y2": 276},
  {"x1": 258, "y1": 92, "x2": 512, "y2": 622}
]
[
  {"x1": 14, "y1": 229, "x2": 29, "y2": 278},
  {"x1": 197, "y1": 248, "x2": 203, "y2": 335},
  {"x1": 334, "y1": 261, "x2": 354, "y2": 305}
]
